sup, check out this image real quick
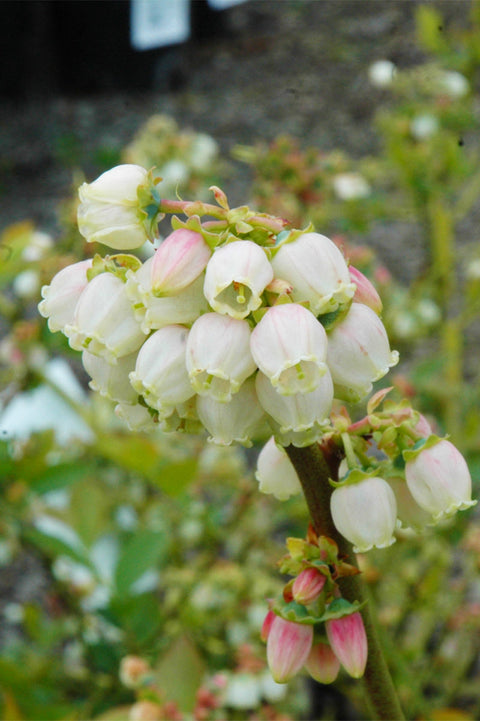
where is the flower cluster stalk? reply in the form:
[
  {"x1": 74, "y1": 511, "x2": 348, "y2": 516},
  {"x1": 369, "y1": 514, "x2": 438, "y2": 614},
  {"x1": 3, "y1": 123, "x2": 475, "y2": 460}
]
[{"x1": 285, "y1": 442, "x2": 405, "y2": 721}]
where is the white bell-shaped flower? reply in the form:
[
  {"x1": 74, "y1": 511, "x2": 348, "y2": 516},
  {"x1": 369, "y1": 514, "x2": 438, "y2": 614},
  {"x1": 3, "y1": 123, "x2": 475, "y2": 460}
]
[
  {"x1": 126, "y1": 258, "x2": 208, "y2": 334},
  {"x1": 82, "y1": 351, "x2": 138, "y2": 404},
  {"x1": 203, "y1": 240, "x2": 274, "y2": 319},
  {"x1": 196, "y1": 377, "x2": 266, "y2": 446},
  {"x1": 129, "y1": 325, "x2": 194, "y2": 416},
  {"x1": 330, "y1": 475, "x2": 397, "y2": 552},
  {"x1": 255, "y1": 437, "x2": 302, "y2": 500},
  {"x1": 38, "y1": 259, "x2": 92, "y2": 333},
  {"x1": 326, "y1": 303, "x2": 399, "y2": 403},
  {"x1": 404, "y1": 439, "x2": 476, "y2": 522},
  {"x1": 64, "y1": 272, "x2": 147, "y2": 363},
  {"x1": 250, "y1": 303, "x2": 328, "y2": 395},
  {"x1": 115, "y1": 402, "x2": 158, "y2": 432},
  {"x1": 77, "y1": 164, "x2": 149, "y2": 250},
  {"x1": 271, "y1": 232, "x2": 355, "y2": 315},
  {"x1": 186, "y1": 313, "x2": 257, "y2": 401},
  {"x1": 387, "y1": 476, "x2": 432, "y2": 531},
  {"x1": 255, "y1": 370, "x2": 333, "y2": 447},
  {"x1": 151, "y1": 228, "x2": 211, "y2": 296}
]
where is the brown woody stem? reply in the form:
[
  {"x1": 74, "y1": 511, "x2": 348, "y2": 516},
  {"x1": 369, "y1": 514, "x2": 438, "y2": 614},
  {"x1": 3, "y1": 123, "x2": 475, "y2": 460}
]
[{"x1": 285, "y1": 442, "x2": 405, "y2": 721}]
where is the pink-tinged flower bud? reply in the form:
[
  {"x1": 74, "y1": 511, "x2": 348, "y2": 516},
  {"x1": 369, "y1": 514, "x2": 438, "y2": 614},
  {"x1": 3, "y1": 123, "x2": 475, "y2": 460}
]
[
  {"x1": 271, "y1": 232, "x2": 356, "y2": 316},
  {"x1": 404, "y1": 439, "x2": 476, "y2": 522},
  {"x1": 119, "y1": 655, "x2": 150, "y2": 688},
  {"x1": 292, "y1": 567, "x2": 326, "y2": 605},
  {"x1": 196, "y1": 377, "x2": 267, "y2": 446},
  {"x1": 349, "y1": 266, "x2": 383, "y2": 315},
  {"x1": 250, "y1": 304, "x2": 328, "y2": 395},
  {"x1": 326, "y1": 612, "x2": 367, "y2": 679},
  {"x1": 330, "y1": 476, "x2": 397, "y2": 552},
  {"x1": 305, "y1": 642, "x2": 340, "y2": 684},
  {"x1": 266, "y1": 616, "x2": 313, "y2": 684},
  {"x1": 78, "y1": 164, "x2": 150, "y2": 250},
  {"x1": 261, "y1": 609, "x2": 276, "y2": 642},
  {"x1": 126, "y1": 258, "x2": 208, "y2": 334},
  {"x1": 255, "y1": 436, "x2": 302, "y2": 500},
  {"x1": 151, "y1": 229, "x2": 211, "y2": 296},
  {"x1": 129, "y1": 325, "x2": 194, "y2": 416},
  {"x1": 38, "y1": 259, "x2": 92, "y2": 333},
  {"x1": 82, "y1": 350, "x2": 138, "y2": 404},
  {"x1": 64, "y1": 272, "x2": 147, "y2": 363},
  {"x1": 186, "y1": 313, "x2": 257, "y2": 401},
  {"x1": 326, "y1": 303, "x2": 399, "y2": 403},
  {"x1": 415, "y1": 413, "x2": 433, "y2": 438},
  {"x1": 203, "y1": 240, "x2": 274, "y2": 319},
  {"x1": 255, "y1": 370, "x2": 333, "y2": 448}
]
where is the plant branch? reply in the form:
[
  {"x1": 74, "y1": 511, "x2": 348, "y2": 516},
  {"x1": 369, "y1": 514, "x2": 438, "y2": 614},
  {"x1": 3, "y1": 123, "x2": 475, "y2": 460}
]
[{"x1": 285, "y1": 442, "x2": 405, "y2": 721}]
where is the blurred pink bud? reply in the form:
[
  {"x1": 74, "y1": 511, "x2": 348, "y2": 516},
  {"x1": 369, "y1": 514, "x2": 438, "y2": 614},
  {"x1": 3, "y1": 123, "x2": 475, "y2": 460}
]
[
  {"x1": 415, "y1": 413, "x2": 433, "y2": 438},
  {"x1": 250, "y1": 303, "x2": 328, "y2": 395},
  {"x1": 349, "y1": 266, "x2": 383, "y2": 315},
  {"x1": 292, "y1": 567, "x2": 326, "y2": 605},
  {"x1": 151, "y1": 228, "x2": 211, "y2": 296},
  {"x1": 326, "y1": 612, "x2": 367, "y2": 679},
  {"x1": 260, "y1": 609, "x2": 276, "y2": 642},
  {"x1": 267, "y1": 616, "x2": 313, "y2": 683},
  {"x1": 305, "y1": 642, "x2": 340, "y2": 684}
]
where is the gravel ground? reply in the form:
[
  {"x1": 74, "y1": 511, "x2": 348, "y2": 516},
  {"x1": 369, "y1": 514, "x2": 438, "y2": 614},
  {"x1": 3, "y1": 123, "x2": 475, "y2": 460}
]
[{"x1": 0, "y1": 1, "x2": 470, "y2": 266}]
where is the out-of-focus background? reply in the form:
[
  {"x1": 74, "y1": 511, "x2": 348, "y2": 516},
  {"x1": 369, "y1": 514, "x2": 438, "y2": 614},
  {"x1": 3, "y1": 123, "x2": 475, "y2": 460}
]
[{"x1": 1, "y1": 2, "x2": 480, "y2": 720}]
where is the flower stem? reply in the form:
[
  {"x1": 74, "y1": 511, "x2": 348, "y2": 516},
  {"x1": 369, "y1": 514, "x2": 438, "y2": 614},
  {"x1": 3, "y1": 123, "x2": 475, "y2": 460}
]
[{"x1": 285, "y1": 442, "x2": 405, "y2": 721}]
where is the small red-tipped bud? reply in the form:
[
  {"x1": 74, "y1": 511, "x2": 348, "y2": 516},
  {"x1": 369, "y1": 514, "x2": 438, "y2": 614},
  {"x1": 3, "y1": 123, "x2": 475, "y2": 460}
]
[
  {"x1": 266, "y1": 616, "x2": 313, "y2": 683},
  {"x1": 326, "y1": 612, "x2": 368, "y2": 679},
  {"x1": 260, "y1": 609, "x2": 276, "y2": 642},
  {"x1": 292, "y1": 567, "x2": 326, "y2": 605},
  {"x1": 305, "y1": 642, "x2": 341, "y2": 684},
  {"x1": 349, "y1": 266, "x2": 383, "y2": 315}
]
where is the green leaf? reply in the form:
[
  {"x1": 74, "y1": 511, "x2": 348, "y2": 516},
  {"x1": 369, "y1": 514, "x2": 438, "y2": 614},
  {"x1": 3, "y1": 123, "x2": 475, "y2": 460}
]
[
  {"x1": 22, "y1": 526, "x2": 92, "y2": 570},
  {"x1": 29, "y1": 462, "x2": 93, "y2": 495},
  {"x1": 153, "y1": 636, "x2": 205, "y2": 712},
  {"x1": 68, "y1": 478, "x2": 108, "y2": 547},
  {"x1": 114, "y1": 530, "x2": 168, "y2": 595}
]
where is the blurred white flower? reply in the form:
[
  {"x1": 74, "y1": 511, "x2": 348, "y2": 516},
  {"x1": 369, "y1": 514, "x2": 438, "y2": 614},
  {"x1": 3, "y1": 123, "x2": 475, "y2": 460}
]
[
  {"x1": 441, "y1": 70, "x2": 469, "y2": 98},
  {"x1": 22, "y1": 230, "x2": 53, "y2": 261},
  {"x1": 332, "y1": 173, "x2": 371, "y2": 200},
  {"x1": 13, "y1": 269, "x2": 40, "y2": 298},
  {"x1": 410, "y1": 114, "x2": 439, "y2": 140},
  {"x1": 368, "y1": 59, "x2": 397, "y2": 87}
]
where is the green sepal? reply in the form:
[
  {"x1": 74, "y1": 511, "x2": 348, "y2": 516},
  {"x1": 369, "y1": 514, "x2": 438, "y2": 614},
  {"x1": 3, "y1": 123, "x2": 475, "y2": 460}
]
[
  {"x1": 137, "y1": 172, "x2": 164, "y2": 240},
  {"x1": 317, "y1": 299, "x2": 352, "y2": 331},
  {"x1": 86, "y1": 253, "x2": 142, "y2": 283},
  {"x1": 270, "y1": 222, "x2": 314, "y2": 255},
  {"x1": 318, "y1": 597, "x2": 366, "y2": 622},
  {"x1": 170, "y1": 214, "x2": 222, "y2": 250},
  {"x1": 402, "y1": 434, "x2": 445, "y2": 462},
  {"x1": 273, "y1": 599, "x2": 319, "y2": 626},
  {"x1": 330, "y1": 466, "x2": 380, "y2": 488}
]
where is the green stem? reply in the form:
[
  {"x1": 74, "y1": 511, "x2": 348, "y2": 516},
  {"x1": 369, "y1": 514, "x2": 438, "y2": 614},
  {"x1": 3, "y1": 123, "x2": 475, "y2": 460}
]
[{"x1": 285, "y1": 442, "x2": 405, "y2": 721}]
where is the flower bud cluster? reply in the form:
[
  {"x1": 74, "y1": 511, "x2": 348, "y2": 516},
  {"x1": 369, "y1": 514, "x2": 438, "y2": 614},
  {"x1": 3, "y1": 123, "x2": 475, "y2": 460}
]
[
  {"x1": 39, "y1": 166, "x2": 399, "y2": 447},
  {"x1": 262, "y1": 531, "x2": 367, "y2": 684},
  {"x1": 325, "y1": 390, "x2": 476, "y2": 551}
]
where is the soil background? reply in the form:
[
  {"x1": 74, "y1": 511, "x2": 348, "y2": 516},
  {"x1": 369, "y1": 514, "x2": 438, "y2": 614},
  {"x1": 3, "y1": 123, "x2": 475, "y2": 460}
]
[{"x1": 0, "y1": 0, "x2": 473, "y2": 285}]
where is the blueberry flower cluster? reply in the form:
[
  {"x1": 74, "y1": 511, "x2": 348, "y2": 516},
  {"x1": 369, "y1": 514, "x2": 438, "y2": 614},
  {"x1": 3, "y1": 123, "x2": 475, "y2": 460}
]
[{"x1": 39, "y1": 164, "x2": 399, "y2": 448}]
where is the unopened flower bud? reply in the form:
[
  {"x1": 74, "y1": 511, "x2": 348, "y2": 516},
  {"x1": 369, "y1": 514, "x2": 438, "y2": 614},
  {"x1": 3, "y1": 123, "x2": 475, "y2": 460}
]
[
  {"x1": 326, "y1": 612, "x2": 367, "y2": 679},
  {"x1": 261, "y1": 609, "x2": 276, "y2": 642},
  {"x1": 349, "y1": 266, "x2": 382, "y2": 315},
  {"x1": 119, "y1": 655, "x2": 150, "y2": 688},
  {"x1": 255, "y1": 436, "x2": 302, "y2": 500},
  {"x1": 404, "y1": 439, "x2": 476, "y2": 522},
  {"x1": 115, "y1": 402, "x2": 158, "y2": 432},
  {"x1": 151, "y1": 228, "x2": 211, "y2": 296},
  {"x1": 326, "y1": 303, "x2": 399, "y2": 403},
  {"x1": 330, "y1": 476, "x2": 397, "y2": 552},
  {"x1": 38, "y1": 259, "x2": 92, "y2": 333},
  {"x1": 204, "y1": 240, "x2": 274, "y2": 319},
  {"x1": 82, "y1": 351, "x2": 138, "y2": 404},
  {"x1": 292, "y1": 567, "x2": 326, "y2": 605},
  {"x1": 305, "y1": 642, "x2": 340, "y2": 684},
  {"x1": 78, "y1": 164, "x2": 150, "y2": 250},
  {"x1": 64, "y1": 272, "x2": 147, "y2": 363},
  {"x1": 266, "y1": 615, "x2": 313, "y2": 683},
  {"x1": 186, "y1": 313, "x2": 256, "y2": 401},
  {"x1": 271, "y1": 232, "x2": 355, "y2": 315},
  {"x1": 387, "y1": 476, "x2": 431, "y2": 531},
  {"x1": 250, "y1": 303, "x2": 328, "y2": 395}
]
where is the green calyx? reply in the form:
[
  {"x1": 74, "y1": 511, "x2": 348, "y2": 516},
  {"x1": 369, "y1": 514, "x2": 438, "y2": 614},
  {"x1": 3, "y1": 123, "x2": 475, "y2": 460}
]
[
  {"x1": 402, "y1": 433, "x2": 446, "y2": 462},
  {"x1": 330, "y1": 466, "x2": 381, "y2": 489},
  {"x1": 272, "y1": 596, "x2": 365, "y2": 626},
  {"x1": 86, "y1": 253, "x2": 142, "y2": 283},
  {"x1": 137, "y1": 171, "x2": 164, "y2": 240}
]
